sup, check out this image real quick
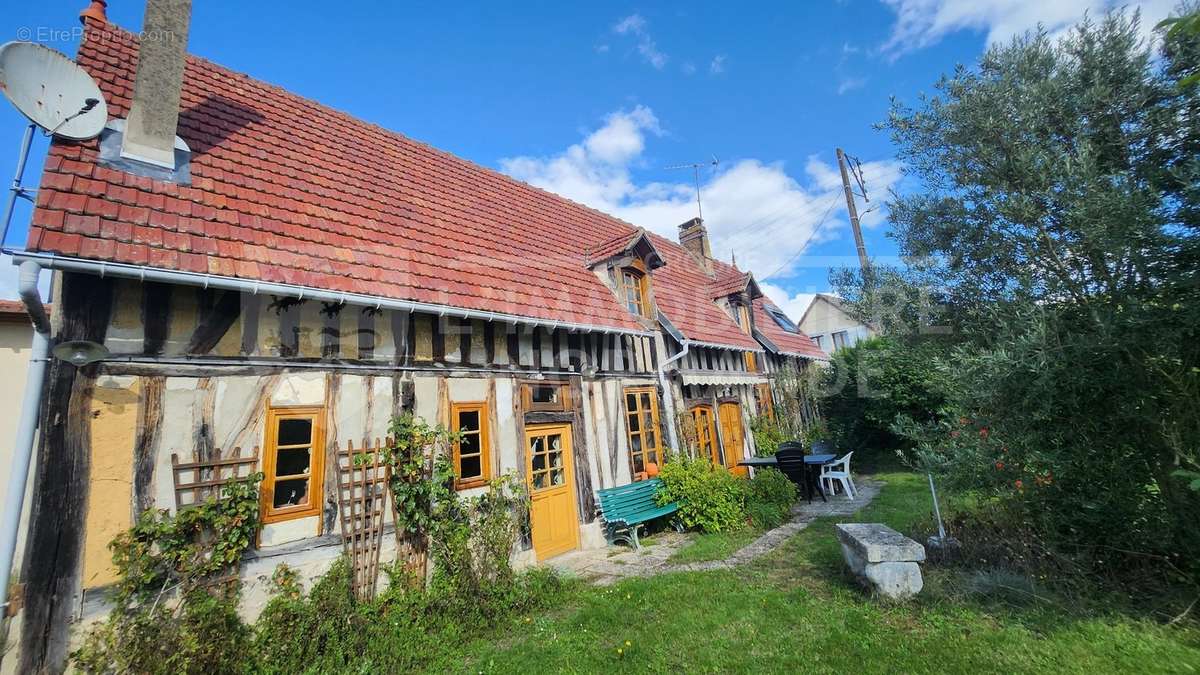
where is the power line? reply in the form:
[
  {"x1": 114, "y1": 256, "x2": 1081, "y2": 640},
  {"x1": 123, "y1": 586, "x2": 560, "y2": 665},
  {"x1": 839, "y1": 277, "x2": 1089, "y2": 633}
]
[{"x1": 763, "y1": 195, "x2": 841, "y2": 280}]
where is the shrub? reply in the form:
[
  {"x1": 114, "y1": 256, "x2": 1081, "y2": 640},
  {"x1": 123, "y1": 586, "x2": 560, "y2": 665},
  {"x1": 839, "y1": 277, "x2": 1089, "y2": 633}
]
[
  {"x1": 744, "y1": 468, "x2": 797, "y2": 529},
  {"x1": 820, "y1": 336, "x2": 949, "y2": 459},
  {"x1": 749, "y1": 415, "x2": 787, "y2": 456},
  {"x1": 656, "y1": 456, "x2": 746, "y2": 533},
  {"x1": 74, "y1": 474, "x2": 263, "y2": 673}
]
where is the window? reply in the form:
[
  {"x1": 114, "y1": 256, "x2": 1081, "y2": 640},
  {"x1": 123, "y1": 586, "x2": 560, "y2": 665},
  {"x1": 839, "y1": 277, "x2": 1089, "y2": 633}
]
[
  {"x1": 619, "y1": 267, "x2": 650, "y2": 318},
  {"x1": 691, "y1": 405, "x2": 719, "y2": 465},
  {"x1": 832, "y1": 331, "x2": 848, "y2": 350},
  {"x1": 624, "y1": 386, "x2": 662, "y2": 477},
  {"x1": 450, "y1": 402, "x2": 491, "y2": 489},
  {"x1": 754, "y1": 383, "x2": 775, "y2": 421},
  {"x1": 765, "y1": 306, "x2": 797, "y2": 332},
  {"x1": 813, "y1": 334, "x2": 827, "y2": 350},
  {"x1": 262, "y1": 406, "x2": 325, "y2": 524},
  {"x1": 522, "y1": 381, "x2": 570, "y2": 412}
]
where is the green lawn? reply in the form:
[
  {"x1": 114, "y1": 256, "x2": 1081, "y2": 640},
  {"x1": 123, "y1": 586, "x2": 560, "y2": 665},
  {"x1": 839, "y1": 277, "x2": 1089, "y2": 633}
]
[
  {"x1": 668, "y1": 527, "x2": 763, "y2": 565},
  {"x1": 437, "y1": 471, "x2": 1200, "y2": 673}
]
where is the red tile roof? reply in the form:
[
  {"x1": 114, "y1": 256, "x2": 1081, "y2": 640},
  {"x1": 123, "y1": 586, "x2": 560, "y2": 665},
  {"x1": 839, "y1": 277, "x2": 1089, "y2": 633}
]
[
  {"x1": 709, "y1": 269, "x2": 754, "y2": 299},
  {"x1": 752, "y1": 298, "x2": 825, "y2": 359},
  {"x1": 26, "y1": 21, "x2": 792, "y2": 354},
  {"x1": 28, "y1": 23, "x2": 651, "y2": 333},
  {"x1": 647, "y1": 234, "x2": 761, "y2": 351}
]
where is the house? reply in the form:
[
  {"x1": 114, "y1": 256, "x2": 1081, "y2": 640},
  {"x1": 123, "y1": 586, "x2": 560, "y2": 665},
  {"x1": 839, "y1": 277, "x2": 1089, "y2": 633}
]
[
  {"x1": 796, "y1": 292, "x2": 876, "y2": 354},
  {"x1": 1, "y1": 4, "x2": 824, "y2": 670}
]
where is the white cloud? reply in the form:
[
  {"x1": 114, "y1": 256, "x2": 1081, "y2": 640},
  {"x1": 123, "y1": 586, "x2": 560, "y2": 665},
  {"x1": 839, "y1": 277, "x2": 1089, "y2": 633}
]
[
  {"x1": 500, "y1": 106, "x2": 904, "y2": 285},
  {"x1": 681, "y1": 61, "x2": 697, "y2": 75},
  {"x1": 880, "y1": 0, "x2": 1177, "y2": 57},
  {"x1": 837, "y1": 76, "x2": 866, "y2": 94},
  {"x1": 613, "y1": 13, "x2": 668, "y2": 69},
  {"x1": 709, "y1": 54, "x2": 727, "y2": 74},
  {"x1": 595, "y1": 43, "x2": 610, "y2": 54},
  {"x1": 761, "y1": 284, "x2": 817, "y2": 323}
]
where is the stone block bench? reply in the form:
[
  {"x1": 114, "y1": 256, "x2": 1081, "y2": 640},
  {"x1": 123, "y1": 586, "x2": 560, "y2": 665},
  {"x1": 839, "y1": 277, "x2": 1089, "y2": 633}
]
[{"x1": 835, "y1": 523, "x2": 926, "y2": 600}]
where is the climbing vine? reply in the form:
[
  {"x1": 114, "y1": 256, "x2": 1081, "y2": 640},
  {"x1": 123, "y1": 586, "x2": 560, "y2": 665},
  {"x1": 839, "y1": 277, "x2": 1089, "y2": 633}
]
[{"x1": 74, "y1": 473, "x2": 263, "y2": 672}]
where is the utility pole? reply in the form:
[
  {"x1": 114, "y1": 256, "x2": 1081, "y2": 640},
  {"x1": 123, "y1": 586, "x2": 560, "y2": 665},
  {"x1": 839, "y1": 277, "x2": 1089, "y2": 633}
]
[{"x1": 836, "y1": 147, "x2": 870, "y2": 278}]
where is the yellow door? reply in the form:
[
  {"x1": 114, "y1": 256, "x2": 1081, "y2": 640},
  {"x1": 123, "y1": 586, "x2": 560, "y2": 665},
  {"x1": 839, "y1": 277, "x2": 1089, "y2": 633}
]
[
  {"x1": 719, "y1": 402, "x2": 748, "y2": 476},
  {"x1": 526, "y1": 423, "x2": 579, "y2": 560}
]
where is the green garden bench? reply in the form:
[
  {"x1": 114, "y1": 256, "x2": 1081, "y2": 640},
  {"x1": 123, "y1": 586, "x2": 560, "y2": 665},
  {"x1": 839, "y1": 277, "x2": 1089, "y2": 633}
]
[{"x1": 596, "y1": 478, "x2": 681, "y2": 550}]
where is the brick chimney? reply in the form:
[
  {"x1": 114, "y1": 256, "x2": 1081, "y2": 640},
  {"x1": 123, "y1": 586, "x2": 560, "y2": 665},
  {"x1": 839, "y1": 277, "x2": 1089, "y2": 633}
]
[{"x1": 678, "y1": 217, "x2": 713, "y2": 275}]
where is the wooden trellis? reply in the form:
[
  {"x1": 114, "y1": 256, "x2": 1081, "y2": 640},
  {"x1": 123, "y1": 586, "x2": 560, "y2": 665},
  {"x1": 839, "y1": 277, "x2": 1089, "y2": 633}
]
[
  {"x1": 171, "y1": 446, "x2": 261, "y2": 511},
  {"x1": 335, "y1": 438, "x2": 393, "y2": 600}
]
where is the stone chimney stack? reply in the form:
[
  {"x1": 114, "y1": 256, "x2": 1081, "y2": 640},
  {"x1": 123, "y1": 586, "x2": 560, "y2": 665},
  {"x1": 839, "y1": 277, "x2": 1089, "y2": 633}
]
[
  {"x1": 120, "y1": 0, "x2": 191, "y2": 169},
  {"x1": 678, "y1": 217, "x2": 713, "y2": 275}
]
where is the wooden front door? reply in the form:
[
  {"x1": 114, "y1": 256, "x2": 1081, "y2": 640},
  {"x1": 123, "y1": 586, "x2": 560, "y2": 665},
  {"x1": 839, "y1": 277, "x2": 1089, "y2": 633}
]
[
  {"x1": 525, "y1": 423, "x2": 579, "y2": 560},
  {"x1": 718, "y1": 402, "x2": 748, "y2": 476}
]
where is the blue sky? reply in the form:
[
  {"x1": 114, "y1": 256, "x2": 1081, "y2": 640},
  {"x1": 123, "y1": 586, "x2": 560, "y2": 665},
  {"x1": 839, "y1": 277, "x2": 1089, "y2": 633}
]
[{"x1": 0, "y1": 1, "x2": 1177, "y2": 316}]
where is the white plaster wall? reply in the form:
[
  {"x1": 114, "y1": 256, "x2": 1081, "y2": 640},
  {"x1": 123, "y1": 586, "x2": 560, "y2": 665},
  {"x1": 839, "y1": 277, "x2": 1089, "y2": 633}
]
[
  {"x1": 271, "y1": 372, "x2": 325, "y2": 407},
  {"x1": 154, "y1": 377, "x2": 200, "y2": 511},
  {"x1": 494, "y1": 377, "x2": 518, "y2": 477}
]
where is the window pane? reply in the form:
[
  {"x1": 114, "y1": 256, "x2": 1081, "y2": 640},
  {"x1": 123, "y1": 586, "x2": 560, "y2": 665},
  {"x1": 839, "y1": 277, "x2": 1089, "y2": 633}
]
[
  {"x1": 640, "y1": 393, "x2": 651, "y2": 410},
  {"x1": 630, "y1": 434, "x2": 642, "y2": 453},
  {"x1": 278, "y1": 418, "x2": 312, "y2": 446},
  {"x1": 646, "y1": 431, "x2": 657, "y2": 449},
  {"x1": 647, "y1": 450, "x2": 659, "y2": 466},
  {"x1": 642, "y1": 411, "x2": 655, "y2": 431},
  {"x1": 459, "y1": 431, "x2": 478, "y2": 458},
  {"x1": 276, "y1": 447, "x2": 310, "y2": 477},
  {"x1": 457, "y1": 410, "x2": 480, "y2": 434},
  {"x1": 626, "y1": 393, "x2": 637, "y2": 410},
  {"x1": 632, "y1": 454, "x2": 645, "y2": 474},
  {"x1": 273, "y1": 478, "x2": 308, "y2": 508},
  {"x1": 532, "y1": 452, "x2": 546, "y2": 472},
  {"x1": 550, "y1": 469, "x2": 564, "y2": 486},
  {"x1": 533, "y1": 473, "x2": 546, "y2": 489},
  {"x1": 460, "y1": 454, "x2": 482, "y2": 479},
  {"x1": 530, "y1": 385, "x2": 560, "y2": 404},
  {"x1": 628, "y1": 412, "x2": 640, "y2": 432}
]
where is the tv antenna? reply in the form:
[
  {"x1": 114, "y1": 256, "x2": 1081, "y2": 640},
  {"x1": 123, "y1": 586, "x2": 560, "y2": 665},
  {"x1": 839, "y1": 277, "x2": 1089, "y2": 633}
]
[
  {"x1": 0, "y1": 41, "x2": 108, "y2": 247},
  {"x1": 665, "y1": 156, "x2": 719, "y2": 221}
]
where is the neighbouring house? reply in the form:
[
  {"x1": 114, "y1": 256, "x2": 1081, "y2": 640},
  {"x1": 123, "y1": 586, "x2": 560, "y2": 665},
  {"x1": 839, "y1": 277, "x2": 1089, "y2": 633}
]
[
  {"x1": 0, "y1": 301, "x2": 41, "y2": 568},
  {"x1": 2, "y1": 4, "x2": 824, "y2": 670},
  {"x1": 797, "y1": 292, "x2": 876, "y2": 354}
]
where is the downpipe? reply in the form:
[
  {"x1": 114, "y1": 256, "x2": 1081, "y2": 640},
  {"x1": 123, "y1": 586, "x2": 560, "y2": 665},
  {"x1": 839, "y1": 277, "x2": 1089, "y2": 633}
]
[
  {"x1": 657, "y1": 340, "x2": 690, "y2": 454},
  {"x1": 0, "y1": 261, "x2": 51, "y2": 631}
]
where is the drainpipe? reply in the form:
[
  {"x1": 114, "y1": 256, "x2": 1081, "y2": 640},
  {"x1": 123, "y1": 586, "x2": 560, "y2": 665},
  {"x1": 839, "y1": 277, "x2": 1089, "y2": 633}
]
[
  {"x1": 657, "y1": 340, "x2": 689, "y2": 454},
  {"x1": 0, "y1": 261, "x2": 51, "y2": 624}
]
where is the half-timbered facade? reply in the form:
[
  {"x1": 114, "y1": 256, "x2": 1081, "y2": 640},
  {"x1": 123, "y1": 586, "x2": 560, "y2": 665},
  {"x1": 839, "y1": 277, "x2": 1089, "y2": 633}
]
[{"x1": 4, "y1": 9, "x2": 824, "y2": 667}]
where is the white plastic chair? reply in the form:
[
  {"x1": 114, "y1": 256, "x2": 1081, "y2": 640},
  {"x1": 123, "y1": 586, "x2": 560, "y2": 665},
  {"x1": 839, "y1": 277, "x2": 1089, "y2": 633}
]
[{"x1": 820, "y1": 452, "x2": 856, "y2": 500}]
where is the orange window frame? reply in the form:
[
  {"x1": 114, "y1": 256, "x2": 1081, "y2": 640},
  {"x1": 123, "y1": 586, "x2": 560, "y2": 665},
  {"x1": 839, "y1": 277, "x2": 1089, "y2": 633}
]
[
  {"x1": 522, "y1": 381, "x2": 571, "y2": 412},
  {"x1": 450, "y1": 401, "x2": 491, "y2": 490},
  {"x1": 261, "y1": 406, "x2": 325, "y2": 524},
  {"x1": 691, "y1": 404, "x2": 719, "y2": 465},
  {"x1": 623, "y1": 386, "x2": 662, "y2": 479},
  {"x1": 620, "y1": 267, "x2": 651, "y2": 318},
  {"x1": 756, "y1": 383, "x2": 775, "y2": 421}
]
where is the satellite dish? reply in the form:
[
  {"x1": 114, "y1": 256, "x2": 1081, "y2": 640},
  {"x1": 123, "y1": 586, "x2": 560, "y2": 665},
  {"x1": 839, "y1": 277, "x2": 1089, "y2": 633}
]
[{"x1": 0, "y1": 41, "x2": 107, "y2": 140}]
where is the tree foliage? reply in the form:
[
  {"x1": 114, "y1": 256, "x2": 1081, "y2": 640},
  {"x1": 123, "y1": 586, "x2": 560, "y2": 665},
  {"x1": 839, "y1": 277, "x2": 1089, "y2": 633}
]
[{"x1": 835, "y1": 7, "x2": 1200, "y2": 573}]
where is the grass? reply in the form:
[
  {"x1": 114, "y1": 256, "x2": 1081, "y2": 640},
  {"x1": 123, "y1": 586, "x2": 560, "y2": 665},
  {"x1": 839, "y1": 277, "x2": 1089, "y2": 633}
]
[
  {"x1": 438, "y1": 470, "x2": 1200, "y2": 673},
  {"x1": 668, "y1": 527, "x2": 762, "y2": 564}
]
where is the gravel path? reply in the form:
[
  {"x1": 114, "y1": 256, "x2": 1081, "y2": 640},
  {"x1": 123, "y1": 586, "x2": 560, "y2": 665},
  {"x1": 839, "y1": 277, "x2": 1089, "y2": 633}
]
[{"x1": 549, "y1": 479, "x2": 882, "y2": 585}]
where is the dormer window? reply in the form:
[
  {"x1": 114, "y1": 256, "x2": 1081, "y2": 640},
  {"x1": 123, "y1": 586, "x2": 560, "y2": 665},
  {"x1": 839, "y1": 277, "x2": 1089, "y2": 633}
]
[{"x1": 620, "y1": 267, "x2": 650, "y2": 318}]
